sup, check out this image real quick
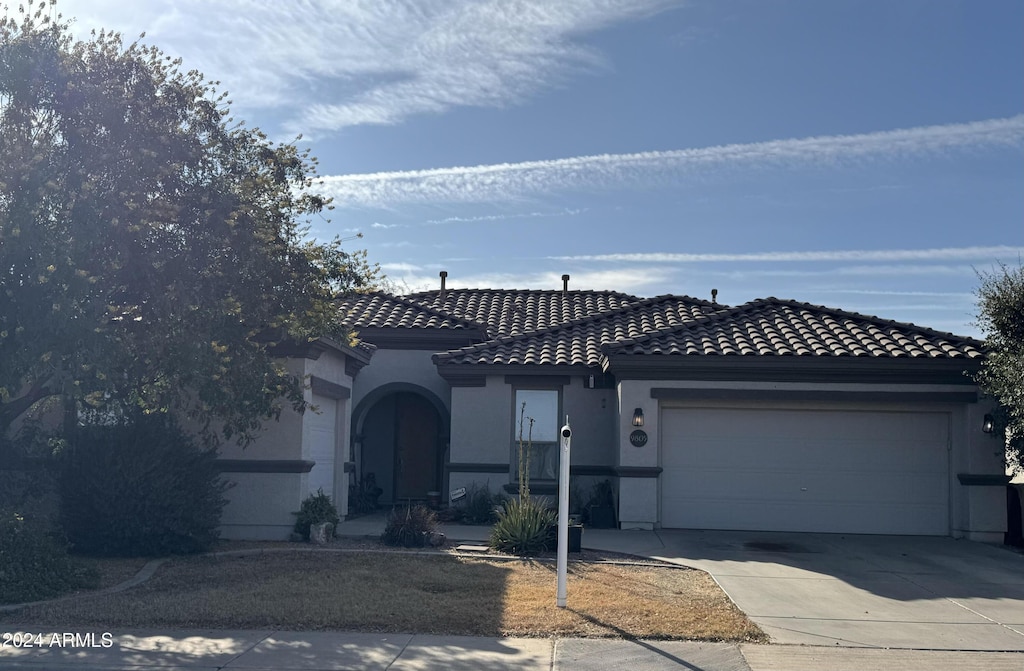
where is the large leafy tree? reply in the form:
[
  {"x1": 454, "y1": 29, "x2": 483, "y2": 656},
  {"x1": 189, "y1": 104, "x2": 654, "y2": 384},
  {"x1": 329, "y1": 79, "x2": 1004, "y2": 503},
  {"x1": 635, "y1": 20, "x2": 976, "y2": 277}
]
[
  {"x1": 0, "y1": 4, "x2": 376, "y2": 451},
  {"x1": 974, "y1": 263, "x2": 1024, "y2": 471}
]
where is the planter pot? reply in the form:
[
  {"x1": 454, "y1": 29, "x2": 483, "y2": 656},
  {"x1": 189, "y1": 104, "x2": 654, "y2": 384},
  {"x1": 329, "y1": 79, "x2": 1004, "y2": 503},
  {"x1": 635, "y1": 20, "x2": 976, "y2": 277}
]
[
  {"x1": 548, "y1": 523, "x2": 583, "y2": 553},
  {"x1": 587, "y1": 505, "x2": 616, "y2": 529}
]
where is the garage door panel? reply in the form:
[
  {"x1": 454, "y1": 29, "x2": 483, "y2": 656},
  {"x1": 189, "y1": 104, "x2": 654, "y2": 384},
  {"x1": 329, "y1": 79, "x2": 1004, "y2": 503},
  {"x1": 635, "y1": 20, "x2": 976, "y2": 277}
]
[{"x1": 660, "y1": 408, "x2": 950, "y2": 535}]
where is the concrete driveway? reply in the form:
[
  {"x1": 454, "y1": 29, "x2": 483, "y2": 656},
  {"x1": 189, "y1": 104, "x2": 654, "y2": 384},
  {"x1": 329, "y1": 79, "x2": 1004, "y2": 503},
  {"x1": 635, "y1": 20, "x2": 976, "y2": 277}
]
[{"x1": 582, "y1": 528, "x2": 1024, "y2": 650}]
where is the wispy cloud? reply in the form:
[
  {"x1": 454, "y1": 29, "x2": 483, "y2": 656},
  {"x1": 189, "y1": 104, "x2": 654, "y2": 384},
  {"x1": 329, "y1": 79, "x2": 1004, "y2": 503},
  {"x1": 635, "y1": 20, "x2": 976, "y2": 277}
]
[
  {"x1": 424, "y1": 208, "x2": 586, "y2": 225},
  {"x1": 818, "y1": 289, "x2": 974, "y2": 298},
  {"x1": 322, "y1": 117, "x2": 1024, "y2": 207},
  {"x1": 61, "y1": 0, "x2": 677, "y2": 135},
  {"x1": 379, "y1": 262, "x2": 423, "y2": 273},
  {"x1": 551, "y1": 245, "x2": 1022, "y2": 264},
  {"x1": 432, "y1": 268, "x2": 674, "y2": 294}
]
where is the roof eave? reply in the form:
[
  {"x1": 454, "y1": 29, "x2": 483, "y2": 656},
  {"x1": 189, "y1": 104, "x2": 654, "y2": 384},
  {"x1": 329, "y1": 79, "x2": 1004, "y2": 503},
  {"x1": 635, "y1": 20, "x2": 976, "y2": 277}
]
[{"x1": 354, "y1": 327, "x2": 487, "y2": 351}]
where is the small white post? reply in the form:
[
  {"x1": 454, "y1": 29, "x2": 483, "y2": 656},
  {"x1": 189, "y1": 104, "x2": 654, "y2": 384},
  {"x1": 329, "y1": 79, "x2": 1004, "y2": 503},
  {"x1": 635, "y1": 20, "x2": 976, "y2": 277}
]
[{"x1": 556, "y1": 416, "x2": 572, "y2": 608}]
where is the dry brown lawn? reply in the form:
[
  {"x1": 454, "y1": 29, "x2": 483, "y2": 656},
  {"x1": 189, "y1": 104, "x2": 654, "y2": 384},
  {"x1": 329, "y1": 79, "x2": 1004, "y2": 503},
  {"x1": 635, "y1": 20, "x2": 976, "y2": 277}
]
[{"x1": 2, "y1": 550, "x2": 764, "y2": 642}]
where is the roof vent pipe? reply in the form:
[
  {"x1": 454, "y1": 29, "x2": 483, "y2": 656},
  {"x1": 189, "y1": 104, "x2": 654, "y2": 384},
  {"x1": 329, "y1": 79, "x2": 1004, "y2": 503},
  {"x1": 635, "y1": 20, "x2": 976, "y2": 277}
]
[
  {"x1": 562, "y1": 274, "x2": 570, "y2": 295},
  {"x1": 439, "y1": 271, "x2": 448, "y2": 299},
  {"x1": 711, "y1": 288, "x2": 718, "y2": 304}
]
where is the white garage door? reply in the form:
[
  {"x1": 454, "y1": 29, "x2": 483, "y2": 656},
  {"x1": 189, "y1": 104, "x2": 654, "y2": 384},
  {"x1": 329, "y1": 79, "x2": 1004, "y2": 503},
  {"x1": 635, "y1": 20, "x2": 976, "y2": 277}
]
[
  {"x1": 307, "y1": 394, "x2": 338, "y2": 498},
  {"x1": 660, "y1": 407, "x2": 950, "y2": 535}
]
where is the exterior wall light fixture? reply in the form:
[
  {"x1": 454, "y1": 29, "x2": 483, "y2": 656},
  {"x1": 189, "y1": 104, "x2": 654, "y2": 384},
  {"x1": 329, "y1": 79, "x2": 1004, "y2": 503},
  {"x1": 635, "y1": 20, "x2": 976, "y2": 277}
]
[
  {"x1": 982, "y1": 414, "x2": 995, "y2": 434},
  {"x1": 632, "y1": 408, "x2": 644, "y2": 427}
]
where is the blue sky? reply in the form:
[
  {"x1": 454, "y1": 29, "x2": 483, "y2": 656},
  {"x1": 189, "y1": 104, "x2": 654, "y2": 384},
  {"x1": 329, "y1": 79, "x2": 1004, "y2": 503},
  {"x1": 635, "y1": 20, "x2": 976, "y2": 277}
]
[{"x1": 58, "y1": 0, "x2": 1023, "y2": 337}]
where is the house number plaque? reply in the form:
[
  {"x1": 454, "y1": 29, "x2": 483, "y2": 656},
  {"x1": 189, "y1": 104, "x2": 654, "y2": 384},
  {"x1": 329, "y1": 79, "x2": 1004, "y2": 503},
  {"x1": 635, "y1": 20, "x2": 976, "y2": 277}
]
[{"x1": 629, "y1": 430, "x2": 648, "y2": 447}]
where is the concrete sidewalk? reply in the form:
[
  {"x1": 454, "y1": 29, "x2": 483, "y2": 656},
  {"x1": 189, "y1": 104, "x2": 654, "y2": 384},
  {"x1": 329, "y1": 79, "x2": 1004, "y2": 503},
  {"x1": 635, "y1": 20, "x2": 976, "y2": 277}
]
[{"x1": 2, "y1": 628, "x2": 1023, "y2": 670}]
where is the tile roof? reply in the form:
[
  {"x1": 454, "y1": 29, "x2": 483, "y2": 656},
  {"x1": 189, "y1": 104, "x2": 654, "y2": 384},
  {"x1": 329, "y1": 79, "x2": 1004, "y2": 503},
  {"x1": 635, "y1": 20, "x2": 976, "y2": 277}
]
[
  {"x1": 405, "y1": 288, "x2": 639, "y2": 337},
  {"x1": 433, "y1": 295, "x2": 722, "y2": 367},
  {"x1": 339, "y1": 289, "x2": 982, "y2": 368},
  {"x1": 603, "y1": 298, "x2": 984, "y2": 360},
  {"x1": 338, "y1": 292, "x2": 483, "y2": 331}
]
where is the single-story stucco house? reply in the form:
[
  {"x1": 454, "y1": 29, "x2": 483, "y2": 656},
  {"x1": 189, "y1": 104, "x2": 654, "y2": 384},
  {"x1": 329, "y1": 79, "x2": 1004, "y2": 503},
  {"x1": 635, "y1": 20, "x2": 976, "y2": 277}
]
[{"x1": 217, "y1": 273, "x2": 1007, "y2": 543}]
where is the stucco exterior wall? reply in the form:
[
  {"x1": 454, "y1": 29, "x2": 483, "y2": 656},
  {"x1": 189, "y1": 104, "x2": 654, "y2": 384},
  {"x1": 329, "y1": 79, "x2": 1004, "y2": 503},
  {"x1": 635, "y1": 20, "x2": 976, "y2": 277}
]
[
  {"x1": 351, "y1": 350, "x2": 450, "y2": 413},
  {"x1": 450, "y1": 376, "x2": 511, "y2": 465},
  {"x1": 217, "y1": 346, "x2": 355, "y2": 539},
  {"x1": 219, "y1": 472, "x2": 305, "y2": 540},
  {"x1": 217, "y1": 357, "x2": 309, "y2": 462},
  {"x1": 448, "y1": 374, "x2": 618, "y2": 503}
]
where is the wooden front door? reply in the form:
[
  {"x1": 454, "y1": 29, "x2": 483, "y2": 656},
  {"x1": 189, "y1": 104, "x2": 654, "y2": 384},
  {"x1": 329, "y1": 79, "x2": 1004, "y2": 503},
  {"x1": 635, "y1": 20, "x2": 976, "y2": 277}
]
[{"x1": 393, "y1": 393, "x2": 440, "y2": 500}]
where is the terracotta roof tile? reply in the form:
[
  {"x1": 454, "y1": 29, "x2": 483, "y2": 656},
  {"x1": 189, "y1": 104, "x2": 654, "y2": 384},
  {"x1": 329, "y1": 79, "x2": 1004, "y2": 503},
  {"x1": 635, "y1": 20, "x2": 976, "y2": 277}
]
[
  {"x1": 434, "y1": 295, "x2": 722, "y2": 367},
  {"x1": 406, "y1": 288, "x2": 639, "y2": 337},
  {"x1": 603, "y1": 298, "x2": 983, "y2": 360},
  {"x1": 338, "y1": 292, "x2": 483, "y2": 331}
]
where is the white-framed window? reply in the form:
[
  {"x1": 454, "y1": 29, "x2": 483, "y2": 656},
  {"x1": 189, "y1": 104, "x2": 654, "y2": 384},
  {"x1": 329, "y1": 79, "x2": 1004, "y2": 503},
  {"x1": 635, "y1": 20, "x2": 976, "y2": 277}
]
[{"x1": 512, "y1": 388, "x2": 560, "y2": 481}]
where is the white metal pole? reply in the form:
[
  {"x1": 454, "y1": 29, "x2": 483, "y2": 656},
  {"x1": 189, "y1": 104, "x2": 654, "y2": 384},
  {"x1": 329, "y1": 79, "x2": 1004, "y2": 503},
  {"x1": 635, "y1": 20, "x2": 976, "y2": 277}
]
[{"x1": 556, "y1": 417, "x2": 571, "y2": 608}]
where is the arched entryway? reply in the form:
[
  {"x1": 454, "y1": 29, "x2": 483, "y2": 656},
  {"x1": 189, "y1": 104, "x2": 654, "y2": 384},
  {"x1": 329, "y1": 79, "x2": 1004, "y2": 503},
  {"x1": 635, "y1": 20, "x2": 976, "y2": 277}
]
[{"x1": 353, "y1": 385, "x2": 448, "y2": 504}]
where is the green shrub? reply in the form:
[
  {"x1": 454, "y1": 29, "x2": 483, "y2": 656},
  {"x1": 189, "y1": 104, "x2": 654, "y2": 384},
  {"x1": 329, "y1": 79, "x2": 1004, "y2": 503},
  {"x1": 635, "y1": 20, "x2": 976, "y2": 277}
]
[
  {"x1": 294, "y1": 488, "x2": 340, "y2": 540},
  {"x1": 459, "y1": 483, "x2": 502, "y2": 524},
  {"x1": 347, "y1": 473, "x2": 382, "y2": 515},
  {"x1": 489, "y1": 497, "x2": 555, "y2": 555},
  {"x1": 381, "y1": 504, "x2": 439, "y2": 547},
  {"x1": 59, "y1": 414, "x2": 230, "y2": 557},
  {"x1": 0, "y1": 504, "x2": 98, "y2": 604}
]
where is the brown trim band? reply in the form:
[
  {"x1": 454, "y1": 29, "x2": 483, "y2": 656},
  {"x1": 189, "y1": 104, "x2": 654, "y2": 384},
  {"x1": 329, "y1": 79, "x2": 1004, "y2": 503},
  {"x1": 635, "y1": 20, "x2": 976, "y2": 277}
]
[
  {"x1": 446, "y1": 462, "x2": 509, "y2": 473},
  {"x1": 651, "y1": 388, "x2": 979, "y2": 404},
  {"x1": 613, "y1": 466, "x2": 663, "y2": 478},
  {"x1": 570, "y1": 465, "x2": 617, "y2": 477},
  {"x1": 957, "y1": 473, "x2": 1012, "y2": 486},
  {"x1": 311, "y1": 376, "x2": 351, "y2": 400},
  {"x1": 216, "y1": 459, "x2": 315, "y2": 474}
]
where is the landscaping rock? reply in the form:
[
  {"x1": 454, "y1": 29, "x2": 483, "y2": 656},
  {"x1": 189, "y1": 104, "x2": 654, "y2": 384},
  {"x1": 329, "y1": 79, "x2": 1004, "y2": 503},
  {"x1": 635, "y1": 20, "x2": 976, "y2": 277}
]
[
  {"x1": 309, "y1": 522, "x2": 333, "y2": 545},
  {"x1": 428, "y1": 531, "x2": 447, "y2": 547}
]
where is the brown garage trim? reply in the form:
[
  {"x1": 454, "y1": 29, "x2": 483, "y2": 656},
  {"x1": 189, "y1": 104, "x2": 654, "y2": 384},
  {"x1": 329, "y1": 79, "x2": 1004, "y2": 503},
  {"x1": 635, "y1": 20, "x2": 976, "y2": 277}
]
[
  {"x1": 957, "y1": 473, "x2": 1012, "y2": 486},
  {"x1": 651, "y1": 388, "x2": 978, "y2": 404},
  {"x1": 216, "y1": 459, "x2": 315, "y2": 474}
]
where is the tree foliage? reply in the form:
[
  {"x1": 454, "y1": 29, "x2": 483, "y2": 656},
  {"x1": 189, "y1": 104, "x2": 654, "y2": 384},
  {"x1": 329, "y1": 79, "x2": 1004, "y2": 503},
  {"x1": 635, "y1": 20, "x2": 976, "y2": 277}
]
[
  {"x1": 0, "y1": 3, "x2": 377, "y2": 448},
  {"x1": 974, "y1": 263, "x2": 1024, "y2": 471}
]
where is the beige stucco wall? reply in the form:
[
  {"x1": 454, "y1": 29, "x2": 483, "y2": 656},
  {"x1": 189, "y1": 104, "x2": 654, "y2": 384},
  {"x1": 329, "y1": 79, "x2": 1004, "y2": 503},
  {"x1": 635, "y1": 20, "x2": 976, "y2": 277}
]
[
  {"x1": 448, "y1": 374, "x2": 617, "y2": 502},
  {"x1": 217, "y1": 346, "x2": 356, "y2": 540},
  {"x1": 616, "y1": 378, "x2": 1004, "y2": 539},
  {"x1": 351, "y1": 349, "x2": 450, "y2": 413}
]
